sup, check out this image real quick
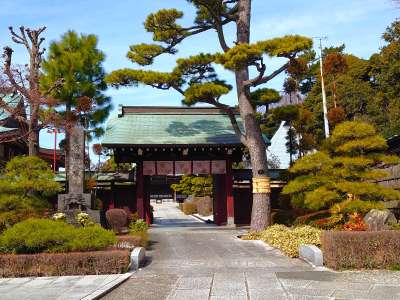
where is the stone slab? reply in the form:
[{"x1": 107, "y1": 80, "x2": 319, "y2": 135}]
[
  {"x1": 0, "y1": 273, "x2": 132, "y2": 300},
  {"x1": 167, "y1": 289, "x2": 210, "y2": 300},
  {"x1": 176, "y1": 276, "x2": 213, "y2": 290},
  {"x1": 299, "y1": 245, "x2": 323, "y2": 267}
]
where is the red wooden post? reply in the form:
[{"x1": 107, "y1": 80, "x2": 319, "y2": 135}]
[
  {"x1": 226, "y1": 158, "x2": 234, "y2": 225},
  {"x1": 136, "y1": 161, "x2": 145, "y2": 220},
  {"x1": 144, "y1": 176, "x2": 151, "y2": 224},
  {"x1": 213, "y1": 175, "x2": 226, "y2": 225},
  {"x1": 108, "y1": 182, "x2": 115, "y2": 209}
]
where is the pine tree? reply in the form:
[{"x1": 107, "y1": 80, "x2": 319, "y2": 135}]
[
  {"x1": 106, "y1": 1, "x2": 313, "y2": 231},
  {"x1": 283, "y1": 121, "x2": 400, "y2": 215},
  {"x1": 0, "y1": 156, "x2": 61, "y2": 231},
  {"x1": 41, "y1": 30, "x2": 112, "y2": 170}
]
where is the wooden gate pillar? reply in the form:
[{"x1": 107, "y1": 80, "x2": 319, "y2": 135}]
[
  {"x1": 144, "y1": 175, "x2": 151, "y2": 224},
  {"x1": 226, "y1": 158, "x2": 234, "y2": 225},
  {"x1": 136, "y1": 161, "x2": 145, "y2": 220},
  {"x1": 213, "y1": 174, "x2": 227, "y2": 225}
]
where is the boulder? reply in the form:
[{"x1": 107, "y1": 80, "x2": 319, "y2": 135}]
[{"x1": 364, "y1": 209, "x2": 397, "y2": 231}]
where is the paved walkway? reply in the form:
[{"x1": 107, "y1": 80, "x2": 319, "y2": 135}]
[
  {"x1": 0, "y1": 273, "x2": 131, "y2": 300},
  {"x1": 102, "y1": 202, "x2": 400, "y2": 300}
]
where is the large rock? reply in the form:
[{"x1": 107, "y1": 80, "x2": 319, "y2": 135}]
[{"x1": 364, "y1": 209, "x2": 397, "y2": 231}]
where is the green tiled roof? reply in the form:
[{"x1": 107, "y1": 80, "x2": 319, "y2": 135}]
[
  {"x1": 102, "y1": 106, "x2": 270, "y2": 147},
  {"x1": 0, "y1": 93, "x2": 22, "y2": 121},
  {"x1": 55, "y1": 171, "x2": 134, "y2": 182}
]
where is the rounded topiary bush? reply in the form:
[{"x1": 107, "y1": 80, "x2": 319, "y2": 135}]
[
  {"x1": 0, "y1": 218, "x2": 116, "y2": 254},
  {"x1": 106, "y1": 209, "x2": 129, "y2": 233}
]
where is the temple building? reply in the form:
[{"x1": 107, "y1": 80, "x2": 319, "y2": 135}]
[
  {"x1": 0, "y1": 93, "x2": 64, "y2": 168},
  {"x1": 101, "y1": 105, "x2": 286, "y2": 226}
]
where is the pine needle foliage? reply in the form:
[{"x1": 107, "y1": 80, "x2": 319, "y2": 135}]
[
  {"x1": 105, "y1": 0, "x2": 314, "y2": 231},
  {"x1": 0, "y1": 156, "x2": 61, "y2": 232},
  {"x1": 283, "y1": 121, "x2": 400, "y2": 213}
]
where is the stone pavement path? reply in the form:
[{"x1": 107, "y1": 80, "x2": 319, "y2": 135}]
[
  {"x1": 0, "y1": 273, "x2": 131, "y2": 300},
  {"x1": 102, "y1": 202, "x2": 400, "y2": 300}
]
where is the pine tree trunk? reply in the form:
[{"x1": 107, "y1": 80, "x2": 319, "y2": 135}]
[{"x1": 236, "y1": 0, "x2": 271, "y2": 232}]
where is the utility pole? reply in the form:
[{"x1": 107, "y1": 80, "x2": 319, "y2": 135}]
[
  {"x1": 47, "y1": 128, "x2": 63, "y2": 173},
  {"x1": 314, "y1": 36, "x2": 330, "y2": 138}
]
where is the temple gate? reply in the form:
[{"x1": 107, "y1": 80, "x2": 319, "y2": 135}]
[{"x1": 102, "y1": 106, "x2": 271, "y2": 225}]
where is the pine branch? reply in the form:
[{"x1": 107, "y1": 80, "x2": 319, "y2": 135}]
[
  {"x1": 203, "y1": 98, "x2": 247, "y2": 144},
  {"x1": 244, "y1": 61, "x2": 290, "y2": 87}
]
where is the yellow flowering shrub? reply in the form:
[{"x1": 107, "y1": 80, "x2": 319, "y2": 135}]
[{"x1": 244, "y1": 224, "x2": 322, "y2": 258}]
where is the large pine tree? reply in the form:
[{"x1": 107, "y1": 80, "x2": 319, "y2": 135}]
[
  {"x1": 41, "y1": 30, "x2": 112, "y2": 170},
  {"x1": 283, "y1": 121, "x2": 400, "y2": 215},
  {"x1": 106, "y1": 1, "x2": 312, "y2": 231}
]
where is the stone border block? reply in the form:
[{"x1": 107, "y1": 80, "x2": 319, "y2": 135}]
[
  {"x1": 81, "y1": 273, "x2": 132, "y2": 300},
  {"x1": 130, "y1": 247, "x2": 146, "y2": 271},
  {"x1": 299, "y1": 245, "x2": 323, "y2": 267}
]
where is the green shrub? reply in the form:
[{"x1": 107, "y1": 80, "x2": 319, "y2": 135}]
[
  {"x1": 0, "y1": 218, "x2": 116, "y2": 254},
  {"x1": 127, "y1": 219, "x2": 149, "y2": 247},
  {"x1": 69, "y1": 226, "x2": 116, "y2": 252},
  {"x1": 182, "y1": 202, "x2": 197, "y2": 215},
  {"x1": 243, "y1": 224, "x2": 322, "y2": 258},
  {"x1": 0, "y1": 156, "x2": 61, "y2": 232},
  {"x1": 129, "y1": 219, "x2": 149, "y2": 234},
  {"x1": 390, "y1": 223, "x2": 400, "y2": 230},
  {"x1": 131, "y1": 212, "x2": 140, "y2": 222},
  {"x1": 390, "y1": 264, "x2": 400, "y2": 271},
  {"x1": 0, "y1": 194, "x2": 48, "y2": 233},
  {"x1": 75, "y1": 212, "x2": 95, "y2": 227},
  {"x1": 171, "y1": 175, "x2": 213, "y2": 197}
]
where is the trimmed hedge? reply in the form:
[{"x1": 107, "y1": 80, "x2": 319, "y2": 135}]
[
  {"x1": 321, "y1": 230, "x2": 400, "y2": 270},
  {"x1": 0, "y1": 218, "x2": 116, "y2": 254},
  {"x1": 0, "y1": 250, "x2": 130, "y2": 277},
  {"x1": 182, "y1": 202, "x2": 197, "y2": 215}
]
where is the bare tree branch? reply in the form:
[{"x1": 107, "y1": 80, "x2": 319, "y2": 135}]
[
  {"x1": 1, "y1": 26, "x2": 61, "y2": 155},
  {"x1": 2, "y1": 47, "x2": 30, "y2": 98}
]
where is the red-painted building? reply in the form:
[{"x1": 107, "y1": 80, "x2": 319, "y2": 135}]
[
  {"x1": 0, "y1": 93, "x2": 64, "y2": 168},
  {"x1": 102, "y1": 106, "x2": 285, "y2": 226}
]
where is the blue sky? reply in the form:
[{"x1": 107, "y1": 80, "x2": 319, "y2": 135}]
[{"x1": 0, "y1": 0, "x2": 398, "y2": 156}]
